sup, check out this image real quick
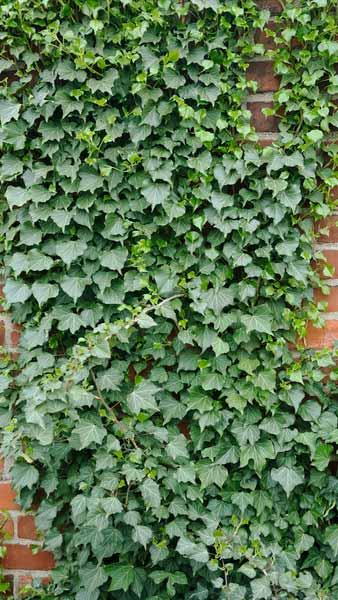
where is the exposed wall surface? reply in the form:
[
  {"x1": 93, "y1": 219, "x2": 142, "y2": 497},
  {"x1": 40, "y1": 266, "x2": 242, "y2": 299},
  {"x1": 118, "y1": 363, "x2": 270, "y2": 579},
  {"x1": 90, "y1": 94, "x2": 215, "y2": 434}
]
[{"x1": 0, "y1": 0, "x2": 337, "y2": 596}]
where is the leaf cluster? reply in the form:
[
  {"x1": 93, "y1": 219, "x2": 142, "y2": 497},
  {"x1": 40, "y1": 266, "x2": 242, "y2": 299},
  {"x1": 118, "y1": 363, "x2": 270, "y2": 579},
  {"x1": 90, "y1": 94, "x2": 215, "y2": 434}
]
[{"x1": 0, "y1": 0, "x2": 337, "y2": 599}]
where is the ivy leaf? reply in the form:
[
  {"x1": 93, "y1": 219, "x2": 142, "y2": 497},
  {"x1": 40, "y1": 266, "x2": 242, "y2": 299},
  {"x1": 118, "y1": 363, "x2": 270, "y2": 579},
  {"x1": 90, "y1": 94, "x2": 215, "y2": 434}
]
[
  {"x1": 256, "y1": 370, "x2": 276, "y2": 392},
  {"x1": 132, "y1": 525, "x2": 153, "y2": 548},
  {"x1": 0, "y1": 99, "x2": 20, "y2": 125},
  {"x1": 307, "y1": 129, "x2": 324, "y2": 143},
  {"x1": 142, "y1": 184, "x2": 170, "y2": 209},
  {"x1": 203, "y1": 286, "x2": 235, "y2": 313},
  {"x1": 127, "y1": 380, "x2": 160, "y2": 414},
  {"x1": 70, "y1": 420, "x2": 106, "y2": 450},
  {"x1": 4, "y1": 279, "x2": 31, "y2": 304},
  {"x1": 32, "y1": 283, "x2": 59, "y2": 306},
  {"x1": 241, "y1": 312, "x2": 272, "y2": 335},
  {"x1": 251, "y1": 577, "x2": 271, "y2": 599},
  {"x1": 5, "y1": 185, "x2": 29, "y2": 208},
  {"x1": 78, "y1": 171, "x2": 102, "y2": 193},
  {"x1": 79, "y1": 564, "x2": 108, "y2": 594},
  {"x1": 107, "y1": 564, "x2": 135, "y2": 592},
  {"x1": 55, "y1": 241, "x2": 88, "y2": 267},
  {"x1": 324, "y1": 526, "x2": 338, "y2": 556},
  {"x1": 176, "y1": 537, "x2": 209, "y2": 563},
  {"x1": 312, "y1": 443, "x2": 333, "y2": 471},
  {"x1": 61, "y1": 277, "x2": 87, "y2": 303},
  {"x1": 140, "y1": 478, "x2": 161, "y2": 508},
  {"x1": 58, "y1": 312, "x2": 84, "y2": 334},
  {"x1": 101, "y1": 248, "x2": 128, "y2": 272},
  {"x1": 12, "y1": 463, "x2": 39, "y2": 490},
  {"x1": 87, "y1": 69, "x2": 118, "y2": 94},
  {"x1": 271, "y1": 466, "x2": 304, "y2": 497},
  {"x1": 198, "y1": 463, "x2": 228, "y2": 489}
]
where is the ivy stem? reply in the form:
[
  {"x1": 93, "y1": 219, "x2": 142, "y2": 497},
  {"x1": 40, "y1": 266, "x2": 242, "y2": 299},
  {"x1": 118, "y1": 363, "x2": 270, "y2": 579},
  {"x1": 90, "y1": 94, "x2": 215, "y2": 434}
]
[
  {"x1": 125, "y1": 293, "x2": 184, "y2": 329},
  {"x1": 90, "y1": 368, "x2": 118, "y2": 420}
]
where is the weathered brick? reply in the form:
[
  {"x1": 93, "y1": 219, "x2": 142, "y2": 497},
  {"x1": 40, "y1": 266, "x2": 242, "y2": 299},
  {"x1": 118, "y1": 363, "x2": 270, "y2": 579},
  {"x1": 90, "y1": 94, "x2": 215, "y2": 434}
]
[
  {"x1": 246, "y1": 61, "x2": 280, "y2": 92},
  {"x1": 0, "y1": 482, "x2": 20, "y2": 510},
  {"x1": 305, "y1": 320, "x2": 338, "y2": 348},
  {"x1": 3, "y1": 545, "x2": 55, "y2": 570},
  {"x1": 314, "y1": 287, "x2": 338, "y2": 312},
  {"x1": 1, "y1": 516, "x2": 15, "y2": 537},
  {"x1": 256, "y1": 0, "x2": 282, "y2": 13},
  {"x1": 248, "y1": 101, "x2": 279, "y2": 132},
  {"x1": 0, "y1": 321, "x2": 5, "y2": 347},
  {"x1": 315, "y1": 216, "x2": 338, "y2": 243},
  {"x1": 319, "y1": 249, "x2": 338, "y2": 277},
  {"x1": 18, "y1": 515, "x2": 38, "y2": 540},
  {"x1": 254, "y1": 22, "x2": 276, "y2": 51},
  {"x1": 10, "y1": 323, "x2": 21, "y2": 348}
]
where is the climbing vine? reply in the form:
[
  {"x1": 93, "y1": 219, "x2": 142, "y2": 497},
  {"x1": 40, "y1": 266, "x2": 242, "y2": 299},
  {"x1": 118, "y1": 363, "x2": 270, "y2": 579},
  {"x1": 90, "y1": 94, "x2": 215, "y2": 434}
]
[{"x1": 0, "y1": 0, "x2": 338, "y2": 598}]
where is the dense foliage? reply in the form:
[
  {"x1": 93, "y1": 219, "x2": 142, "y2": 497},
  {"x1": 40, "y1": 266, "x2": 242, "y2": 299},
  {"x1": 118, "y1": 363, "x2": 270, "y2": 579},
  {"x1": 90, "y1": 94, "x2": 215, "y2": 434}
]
[{"x1": 0, "y1": 0, "x2": 338, "y2": 598}]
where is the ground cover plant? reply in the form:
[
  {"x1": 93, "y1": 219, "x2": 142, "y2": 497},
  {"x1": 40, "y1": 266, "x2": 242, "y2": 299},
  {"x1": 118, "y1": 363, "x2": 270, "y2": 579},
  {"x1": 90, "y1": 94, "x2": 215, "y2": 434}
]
[{"x1": 0, "y1": 0, "x2": 338, "y2": 598}]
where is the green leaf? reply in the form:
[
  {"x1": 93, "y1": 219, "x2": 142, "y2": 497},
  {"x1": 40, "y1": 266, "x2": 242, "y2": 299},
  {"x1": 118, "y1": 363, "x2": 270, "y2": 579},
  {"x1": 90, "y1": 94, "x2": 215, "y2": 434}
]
[
  {"x1": 0, "y1": 99, "x2": 20, "y2": 125},
  {"x1": 198, "y1": 463, "x2": 228, "y2": 489},
  {"x1": 203, "y1": 286, "x2": 235, "y2": 313},
  {"x1": 312, "y1": 443, "x2": 332, "y2": 471},
  {"x1": 108, "y1": 564, "x2": 135, "y2": 592},
  {"x1": 32, "y1": 282, "x2": 59, "y2": 306},
  {"x1": 55, "y1": 240, "x2": 88, "y2": 267},
  {"x1": 4, "y1": 279, "x2": 31, "y2": 304},
  {"x1": 61, "y1": 277, "x2": 87, "y2": 303},
  {"x1": 251, "y1": 577, "x2": 271, "y2": 599},
  {"x1": 324, "y1": 525, "x2": 338, "y2": 556},
  {"x1": 176, "y1": 537, "x2": 209, "y2": 563},
  {"x1": 101, "y1": 248, "x2": 128, "y2": 272},
  {"x1": 271, "y1": 466, "x2": 304, "y2": 497},
  {"x1": 71, "y1": 420, "x2": 106, "y2": 450},
  {"x1": 127, "y1": 380, "x2": 160, "y2": 414},
  {"x1": 132, "y1": 525, "x2": 153, "y2": 548},
  {"x1": 307, "y1": 129, "x2": 324, "y2": 143},
  {"x1": 79, "y1": 564, "x2": 108, "y2": 594},
  {"x1": 142, "y1": 184, "x2": 170, "y2": 209},
  {"x1": 5, "y1": 185, "x2": 29, "y2": 208},
  {"x1": 12, "y1": 463, "x2": 39, "y2": 490},
  {"x1": 140, "y1": 478, "x2": 161, "y2": 508},
  {"x1": 241, "y1": 312, "x2": 272, "y2": 335}
]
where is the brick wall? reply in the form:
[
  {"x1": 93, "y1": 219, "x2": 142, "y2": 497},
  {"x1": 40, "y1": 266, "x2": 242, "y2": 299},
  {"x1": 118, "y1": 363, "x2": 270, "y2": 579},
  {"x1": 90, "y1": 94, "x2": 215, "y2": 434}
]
[
  {"x1": 0, "y1": 453, "x2": 54, "y2": 595},
  {"x1": 1, "y1": 0, "x2": 337, "y2": 596}
]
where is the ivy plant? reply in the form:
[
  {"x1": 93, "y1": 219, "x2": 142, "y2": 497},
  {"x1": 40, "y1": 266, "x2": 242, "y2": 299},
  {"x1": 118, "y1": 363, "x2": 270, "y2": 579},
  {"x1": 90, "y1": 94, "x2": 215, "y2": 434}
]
[{"x1": 0, "y1": 0, "x2": 337, "y2": 599}]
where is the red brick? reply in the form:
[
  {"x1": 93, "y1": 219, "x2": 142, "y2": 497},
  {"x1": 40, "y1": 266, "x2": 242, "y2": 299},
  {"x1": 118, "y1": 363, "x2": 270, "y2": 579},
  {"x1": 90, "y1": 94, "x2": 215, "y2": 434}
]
[
  {"x1": 18, "y1": 515, "x2": 38, "y2": 540},
  {"x1": 10, "y1": 323, "x2": 21, "y2": 347},
  {"x1": 254, "y1": 22, "x2": 276, "y2": 51},
  {"x1": 314, "y1": 287, "x2": 338, "y2": 312},
  {"x1": 305, "y1": 320, "x2": 338, "y2": 348},
  {"x1": 3, "y1": 544, "x2": 55, "y2": 570},
  {"x1": 0, "y1": 321, "x2": 5, "y2": 347},
  {"x1": 1, "y1": 516, "x2": 14, "y2": 537},
  {"x1": 248, "y1": 101, "x2": 279, "y2": 132},
  {"x1": 246, "y1": 61, "x2": 280, "y2": 92},
  {"x1": 320, "y1": 250, "x2": 338, "y2": 277},
  {"x1": 315, "y1": 216, "x2": 338, "y2": 243},
  {"x1": 331, "y1": 186, "x2": 338, "y2": 200},
  {"x1": 0, "y1": 482, "x2": 20, "y2": 510},
  {"x1": 256, "y1": 0, "x2": 282, "y2": 13}
]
